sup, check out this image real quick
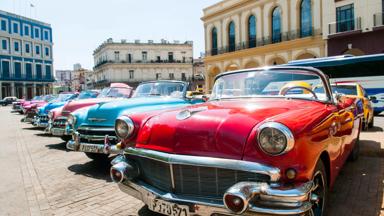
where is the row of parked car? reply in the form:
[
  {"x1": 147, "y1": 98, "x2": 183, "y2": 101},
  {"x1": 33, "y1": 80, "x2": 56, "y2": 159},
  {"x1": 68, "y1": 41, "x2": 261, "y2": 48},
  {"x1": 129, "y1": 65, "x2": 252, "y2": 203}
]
[{"x1": 9, "y1": 66, "x2": 375, "y2": 216}]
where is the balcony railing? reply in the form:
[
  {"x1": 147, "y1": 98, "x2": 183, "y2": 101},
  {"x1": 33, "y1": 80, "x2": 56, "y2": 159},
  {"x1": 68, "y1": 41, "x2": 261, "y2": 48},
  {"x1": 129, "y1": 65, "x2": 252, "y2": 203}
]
[
  {"x1": 328, "y1": 17, "x2": 361, "y2": 35},
  {"x1": 374, "y1": 13, "x2": 384, "y2": 27},
  {"x1": 205, "y1": 28, "x2": 321, "y2": 57},
  {"x1": 0, "y1": 75, "x2": 54, "y2": 82},
  {"x1": 94, "y1": 59, "x2": 193, "y2": 69}
]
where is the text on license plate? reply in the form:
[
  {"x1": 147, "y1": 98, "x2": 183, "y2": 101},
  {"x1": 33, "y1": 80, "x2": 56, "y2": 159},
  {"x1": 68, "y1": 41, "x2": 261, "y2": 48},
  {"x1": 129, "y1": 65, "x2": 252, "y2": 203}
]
[
  {"x1": 149, "y1": 199, "x2": 189, "y2": 216},
  {"x1": 79, "y1": 144, "x2": 101, "y2": 153}
]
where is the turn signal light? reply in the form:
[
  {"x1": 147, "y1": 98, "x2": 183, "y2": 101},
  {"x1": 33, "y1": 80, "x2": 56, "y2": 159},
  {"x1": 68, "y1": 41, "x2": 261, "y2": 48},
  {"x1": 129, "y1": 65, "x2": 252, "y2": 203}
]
[{"x1": 286, "y1": 168, "x2": 297, "y2": 180}]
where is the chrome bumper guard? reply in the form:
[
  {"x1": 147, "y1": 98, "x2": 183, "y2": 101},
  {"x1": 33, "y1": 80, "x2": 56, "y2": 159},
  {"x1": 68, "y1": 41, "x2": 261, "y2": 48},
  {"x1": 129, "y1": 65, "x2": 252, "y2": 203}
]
[
  {"x1": 66, "y1": 132, "x2": 121, "y2": 154},
  {"x1": 112, "y1": 149, "x2": 315, "y2": 215}
]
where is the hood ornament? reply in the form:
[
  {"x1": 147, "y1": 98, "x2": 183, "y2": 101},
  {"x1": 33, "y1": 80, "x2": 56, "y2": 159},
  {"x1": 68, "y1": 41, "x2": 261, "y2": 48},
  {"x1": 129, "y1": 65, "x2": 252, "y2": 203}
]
[
  {"x1": 176, "y1": 106, "x2": 208, "y2": 120},
  {"x1": 176, "y1": 110, "x2": 191, "y2": 120}
]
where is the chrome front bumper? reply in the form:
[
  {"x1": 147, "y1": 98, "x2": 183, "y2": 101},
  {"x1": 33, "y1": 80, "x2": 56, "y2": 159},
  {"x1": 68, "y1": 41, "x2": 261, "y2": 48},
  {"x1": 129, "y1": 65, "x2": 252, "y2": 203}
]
[
  {"x1": 118, "y1": 181, "x2": 312, "y2": 216},
  {"x1": 113, "y1": 149, "x2": 314, "y2": 215},
  {"x1": 66, "y1": 132, "x2": 122, "y2": 154}
]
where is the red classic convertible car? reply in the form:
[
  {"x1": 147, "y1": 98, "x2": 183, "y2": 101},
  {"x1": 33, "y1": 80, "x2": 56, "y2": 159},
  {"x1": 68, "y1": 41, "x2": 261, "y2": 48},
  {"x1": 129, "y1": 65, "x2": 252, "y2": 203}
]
[{"x1": 110, "y1": 66, "x2": 362, "y2": 216}]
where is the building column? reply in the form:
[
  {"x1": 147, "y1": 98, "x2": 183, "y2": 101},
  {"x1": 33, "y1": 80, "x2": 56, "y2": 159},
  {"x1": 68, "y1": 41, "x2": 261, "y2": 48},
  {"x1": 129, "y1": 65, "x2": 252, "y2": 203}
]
[
  {"x1": 43, "y1": 84, "x2": 46, "y2": 95},
  {"x1": 0, "y1": 82, "x2": 2, "y2": 99},
  {"x1": 23, "y1": 82, "x2": 27, "y2": 99},
  {"x1": 32, "y1": 83, "x2": 36, "y2": 97},
  {"x1": 11, "y1": 82, "x2": 16, "y2": 97}
]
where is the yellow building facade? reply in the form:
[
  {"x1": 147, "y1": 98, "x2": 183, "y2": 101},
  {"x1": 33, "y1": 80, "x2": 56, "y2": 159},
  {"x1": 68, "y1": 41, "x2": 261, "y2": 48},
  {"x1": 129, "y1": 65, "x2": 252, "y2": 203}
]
[{"x1": 202, "y1": 0, "x2": 326, "y2": 91}]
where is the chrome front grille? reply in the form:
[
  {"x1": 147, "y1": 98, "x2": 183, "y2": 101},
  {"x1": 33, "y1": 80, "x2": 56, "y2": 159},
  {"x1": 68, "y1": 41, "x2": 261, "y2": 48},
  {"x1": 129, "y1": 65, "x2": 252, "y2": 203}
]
[
  {"x1": 129, "y1": 155, "x2": 271, "y2": 200},
  {"x1": 53, "y1": 118, "x2": 67, "y2": 127},
  {"x1": 76, "y1": 126, "x2": 117, "y2": 144},
  {"x1": 37, "y1": 114, "x2": 49, "y2": 122}
]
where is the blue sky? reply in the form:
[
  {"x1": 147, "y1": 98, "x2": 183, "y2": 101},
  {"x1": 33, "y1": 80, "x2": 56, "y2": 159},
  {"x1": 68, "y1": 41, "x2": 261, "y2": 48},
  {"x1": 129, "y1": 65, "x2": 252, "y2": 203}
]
[{"x1": 0, "y1": 0, "x2": 221, "y2": 70}]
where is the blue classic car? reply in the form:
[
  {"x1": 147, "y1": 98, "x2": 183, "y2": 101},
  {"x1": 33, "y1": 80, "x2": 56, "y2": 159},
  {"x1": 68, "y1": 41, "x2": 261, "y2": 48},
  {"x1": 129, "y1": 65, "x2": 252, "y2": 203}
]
[
  {"x1": 33, "y1": 93, "x2": 80, "y2": 128},
  {"x1": 66, "y1": 80, "x2": 204, "y2": 161}
]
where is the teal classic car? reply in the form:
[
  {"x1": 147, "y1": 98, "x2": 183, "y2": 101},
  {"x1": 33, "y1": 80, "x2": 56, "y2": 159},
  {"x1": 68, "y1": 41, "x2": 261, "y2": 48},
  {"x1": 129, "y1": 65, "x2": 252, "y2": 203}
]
[{"x1": 66, "y1": 80, "x2": 203, "y2": 161}]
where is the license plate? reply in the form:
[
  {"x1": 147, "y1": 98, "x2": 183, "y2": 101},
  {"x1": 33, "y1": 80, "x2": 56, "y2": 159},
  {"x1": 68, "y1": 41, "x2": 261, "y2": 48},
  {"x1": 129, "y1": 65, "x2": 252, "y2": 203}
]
[
  {"x1": 149, "y1": 199, "x2": 189, "y2": 216},
  {"x1": 79, "y1": 144, "x2": 102, "y2": 153}
]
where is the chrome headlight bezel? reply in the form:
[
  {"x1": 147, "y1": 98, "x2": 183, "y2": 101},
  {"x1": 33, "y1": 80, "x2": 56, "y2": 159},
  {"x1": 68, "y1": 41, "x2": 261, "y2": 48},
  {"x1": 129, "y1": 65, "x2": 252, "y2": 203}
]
[
  {"x1": 115, "y1": 116, "x2": 135, "y2": 139},
  {"x1": 48, "y1": 111, "x2": 54, "y2": 119},
  {"x1": 257, "y1": 122, "x2": 294, "y2": 156},
  {"x1": 67, "y1": 114, "x2": 76, "y2": 126}
]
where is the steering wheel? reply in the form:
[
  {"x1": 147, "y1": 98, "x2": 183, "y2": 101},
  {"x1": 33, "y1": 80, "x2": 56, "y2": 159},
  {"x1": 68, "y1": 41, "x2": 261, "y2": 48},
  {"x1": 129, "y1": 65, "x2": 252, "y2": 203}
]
[{"x1": 280, "y1": 86, "x2": 318, "y2": 100}]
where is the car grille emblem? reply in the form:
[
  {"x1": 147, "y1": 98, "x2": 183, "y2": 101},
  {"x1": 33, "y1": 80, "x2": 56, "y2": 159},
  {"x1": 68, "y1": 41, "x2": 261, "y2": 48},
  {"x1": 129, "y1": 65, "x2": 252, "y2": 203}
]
[{"x1": 88, "y1": 118, "x2": 107, "y2": 122}]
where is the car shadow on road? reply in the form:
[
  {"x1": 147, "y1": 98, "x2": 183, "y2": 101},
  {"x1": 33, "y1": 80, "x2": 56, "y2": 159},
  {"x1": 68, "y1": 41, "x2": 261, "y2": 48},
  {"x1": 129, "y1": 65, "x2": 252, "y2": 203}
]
[
  {"x1": 67, "y1": 159, "x2": 113, "y2": 182},
  {"x1": 328, "y1": 140, "x2": 384, "y2": 215},
  {"x1": 137, "y1": 205, "x2": 163, "y2": 216},
  {"x1": 35, "y1": 133, "x2": 52, "y2": 137},
  {"x1": 367, "y1": 126, "x2": 384, "y2": 132},
  {"x1": 22, "y1": 127, "x2": 43, "y2": 131},
  {"x1": 45, "y1": 142, "x2": 68, "y2": 151}
]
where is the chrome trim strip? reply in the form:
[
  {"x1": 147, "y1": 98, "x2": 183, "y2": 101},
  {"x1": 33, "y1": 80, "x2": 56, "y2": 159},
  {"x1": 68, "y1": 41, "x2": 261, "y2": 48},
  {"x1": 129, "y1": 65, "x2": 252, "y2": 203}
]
[
  {"x1": 77, "y1": 126, "x2": 115, "y2": 132},
  {"x1": 125, "y1": 148, "x2": 281, "y2": 182}
]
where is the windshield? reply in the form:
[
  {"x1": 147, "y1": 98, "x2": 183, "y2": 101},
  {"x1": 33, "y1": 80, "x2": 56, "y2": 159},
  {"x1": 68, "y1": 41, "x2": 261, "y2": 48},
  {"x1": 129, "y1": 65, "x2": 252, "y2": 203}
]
[
  {"x1": 314, "y1": 85, "x2": 358, "y2": 96},
  {"x1": 32, "y1": 96, "x2": 42, "y2": 100},
  {"x1": 77, "y1": 91, "x2": 99, "y2": 100},
  {"x1": 211, "y1": 69, "x2": 329, "y2": 102},
  {"x1": 43, "y1": 95, "x2": 57, "y2": 102},
  {"x1": 133, "y1": 82, "x2": 186, "y2": 98},
  {"x1": 98, "y1": 87, "x2": 132, "y2": 98},
  {"x1": 51, "y1": 94, "x2": 76, "y2": 103}
]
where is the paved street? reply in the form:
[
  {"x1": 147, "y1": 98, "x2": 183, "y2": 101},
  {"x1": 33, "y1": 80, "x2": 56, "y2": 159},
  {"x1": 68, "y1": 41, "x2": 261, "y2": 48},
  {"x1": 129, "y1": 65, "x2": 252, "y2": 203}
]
[{"x1": 0, "y1": 106, "x2": 383, "y2": 216}]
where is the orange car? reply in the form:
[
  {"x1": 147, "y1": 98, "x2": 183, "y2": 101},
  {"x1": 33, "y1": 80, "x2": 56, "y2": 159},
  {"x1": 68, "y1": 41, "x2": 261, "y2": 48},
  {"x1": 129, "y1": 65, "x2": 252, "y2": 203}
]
[{"x1": 331, "y1": 83, "x2": 374, "y2": 130}]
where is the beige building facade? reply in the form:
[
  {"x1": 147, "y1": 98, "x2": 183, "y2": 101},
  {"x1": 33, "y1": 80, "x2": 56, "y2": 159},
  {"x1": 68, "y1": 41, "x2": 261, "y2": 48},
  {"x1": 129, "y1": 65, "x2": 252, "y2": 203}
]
[
  {"x1": 93, "y1": 39, "x2": 194, "y2": 88},
  {"x1": 202, "y1": 0, "x2": 326, "y2": 91}
]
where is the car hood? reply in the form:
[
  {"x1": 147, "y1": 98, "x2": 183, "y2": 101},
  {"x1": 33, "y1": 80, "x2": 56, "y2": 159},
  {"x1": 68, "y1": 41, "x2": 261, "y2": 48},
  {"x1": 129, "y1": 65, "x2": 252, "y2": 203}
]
[
  {"x1": 136, "y1": 98, "x2": 328, "y2": 160},
  {"x1": 60, "y1": 98, "x2": 119, "y2": 117},
  {"x1": 80, "y1": 97, "x2": 191, "y2": 127},
  {"x1": 39, "y1": 102, "x2": 67, "y2": 114}
]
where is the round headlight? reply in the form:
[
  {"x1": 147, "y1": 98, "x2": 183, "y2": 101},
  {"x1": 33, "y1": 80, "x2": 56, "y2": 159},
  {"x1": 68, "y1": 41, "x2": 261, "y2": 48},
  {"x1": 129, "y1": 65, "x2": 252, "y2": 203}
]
[
  {"x1": 115, "y1": 116, "x2": 135, "y2": 139},
  {"x1": 67, "y1": 114, "x2": 76, "y2": 126},
  {"x1": 257, "y1": 122, "x2": 294, "y2": 156}
]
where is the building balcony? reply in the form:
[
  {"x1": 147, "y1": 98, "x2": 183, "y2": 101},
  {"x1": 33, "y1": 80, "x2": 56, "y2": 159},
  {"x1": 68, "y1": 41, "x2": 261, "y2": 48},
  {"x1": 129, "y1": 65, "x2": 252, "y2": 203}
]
[
  {"x1": 204, "y1": 28, "x2": 321, "y2": 57},
  {"x1": 94, "y1": 59, "x2": 193, "y2": 69},
  {"x1": 328, "y1": 17, "x2": 362, "y2": 36},
  {"x1": 374, "y1": 13, "x2": 384, "y2": 28},
  {"x1": 0, "y1": 75, "x2": 54, "y2": 82}
]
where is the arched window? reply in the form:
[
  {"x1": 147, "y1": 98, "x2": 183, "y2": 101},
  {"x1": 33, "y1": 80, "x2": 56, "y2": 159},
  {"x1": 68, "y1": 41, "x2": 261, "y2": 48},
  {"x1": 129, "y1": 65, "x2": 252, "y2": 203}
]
[
  {"x1": 271, "y1": 7, "x2": 282, "y2": 43},
  {"x1": 300, "y1": 0, "x2": 312, "y2": 37},
  {"x1": 248, "y1": 15, "x2": 256, "y2": 48},
  {"x1": 211, "y1": 27, "x2": 218, "y2": 56},
  {"x1": 228, "y1": 21, "x2": 236, "y2": 52}
]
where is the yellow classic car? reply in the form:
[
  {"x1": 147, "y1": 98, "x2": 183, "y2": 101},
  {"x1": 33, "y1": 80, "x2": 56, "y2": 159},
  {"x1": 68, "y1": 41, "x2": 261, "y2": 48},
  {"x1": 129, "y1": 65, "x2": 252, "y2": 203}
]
[{"x1": 330, "y1": 83, "x2": 374, "y2": 130}]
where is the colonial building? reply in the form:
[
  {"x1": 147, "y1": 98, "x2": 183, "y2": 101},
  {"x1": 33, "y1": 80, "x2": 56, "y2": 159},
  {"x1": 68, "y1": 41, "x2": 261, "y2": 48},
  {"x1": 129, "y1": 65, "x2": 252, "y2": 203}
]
[
  {"x1": 92, "y1": 39, "x2": 194, "y2": 88},
  {"x1": 202, "y1": 0, "x2": 326, "y2": 90},
  {"x1": 192, "y1": 58, "x2": 205, "y2": 90},
  {"x1": 0, "y1": 10, "x2": 54, "y2": 99},
  {"x1": 324, "y1": 0, "x2": 384, "y2": 56}
]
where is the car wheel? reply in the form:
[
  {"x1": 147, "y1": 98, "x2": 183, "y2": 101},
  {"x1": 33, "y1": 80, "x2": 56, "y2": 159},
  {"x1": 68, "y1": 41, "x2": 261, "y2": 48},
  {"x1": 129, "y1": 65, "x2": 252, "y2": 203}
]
[
  {"x1": 348, "y1": 134, "x2": 360, "y2": 162},
  {"x1": 308, "y1": 160, "x2": 328, "y2": 216},
  {"x1": 60, "y1": 135, "x2": 72, "y2": 142},
  {"x1": 374, "y1": 111, "x2": 382, "y2": 116},
  {"x1": 18, "y1": 111, "x2": 23, "y2": 114},
  {"x1": 84, "y1": 153, "x2": 109, "y2": 162},
  {"x1": 368, "y1": 116, "x2": 374, "y2": 129}
]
